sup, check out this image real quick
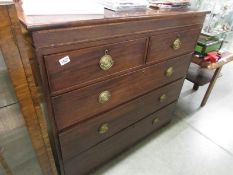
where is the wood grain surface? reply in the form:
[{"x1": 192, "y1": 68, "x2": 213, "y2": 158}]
[
  {"x1": 53, "y1": 54, "x2": 191, "y2": 131},
  {"x1": 12, "y1": 3, "x2": 208, "y2": 174},
  {"x1": 147, "y1": 28, "x2": 202, "y2": 63},
  {"x1": 31, "y1": 15, "x2": 205, "y2": 49},
  {"x1": 0, "y1": 4, "x2": 57, "y2": 175},
  {"x1": 44, "y1": 38, "x2": 147, "y2": 93},
  {"x1": 16, "y1": 2, "x2": 208, "y2": 32},
  {"x1": 64, "y1": 102, "x2": 176, "y2": 175},
  {"x1": 59, "y1": 79, "x2": 184, "y2": 161}
]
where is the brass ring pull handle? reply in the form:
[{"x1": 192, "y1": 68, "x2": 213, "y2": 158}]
[
  {"x1": 99, "y1": 50, "x2": 114, "y2": 70},
  {"x1": 152, "y1": 118, "x2": 160, "y2": 125},
  {"x1": 99, "y1": 123, "x2": 109, "y2": 134},
  {"x1": 98, "y1": 91, "x2": 111, "y2": 104},
  {"x1": 159, "y1": 94, "x2": 167, "y2": 103},
  {"x1": 165, "y1": 67, "x2": 174, "y2": 77},
  {"x1": 172, "y1": 38, "x2": 181, "y2": 50}
]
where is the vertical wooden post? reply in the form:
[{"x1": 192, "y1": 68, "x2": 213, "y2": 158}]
[
  {"x1": 0, "y1": 3, "x2": 57, "y2": 175},
  {"x1": 201, "y1": 67, "x2": 222, "y2": 107}
]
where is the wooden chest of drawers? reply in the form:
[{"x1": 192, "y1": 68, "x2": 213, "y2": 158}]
[{"x1": 18, "y1": 7, "x2": 207, "y2": 175}]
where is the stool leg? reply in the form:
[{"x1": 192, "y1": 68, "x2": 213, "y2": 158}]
[
  {"x1": 193, "y1": 83, "x2": 199, "y2": 91},
  {"x1": 201, "y1": 67, "x2": 222, "y2": 107}
]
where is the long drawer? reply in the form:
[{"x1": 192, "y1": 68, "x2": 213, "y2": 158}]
[
  {"x1": 59, "y1": 79, "x2": 184, "y2": 161},
  {"x1": 44, "y1": 38, "x2": 147, "y2": 93},
  {"x1": 52, "y1": 54, "x2": 191, "y2": 130},
  {"x1": 63, "y1": 102, "x2": 176, "y2": 175}
]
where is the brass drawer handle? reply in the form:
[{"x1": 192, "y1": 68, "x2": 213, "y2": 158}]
[
  {"x1": 152, "y1": 118, "x2": 160, "y2": 125},
  {"x1": 172, "y1": 38, "x2": 181, "y2": 50},
  {"x1": 99, "y1": 123, "x2": 109, "y2": 134},
  {"x1": 98, "y1": 90, "x2": 111, "y2": 104},
  {"x1": 99, "y1": 50, "x2": 114, "y2": 70},
  {"x1": 159, "y1": 94, "x2": 167, "y2": 102},
  {"x1": 165, "y1": 67, "x2": 174, "y2": 77}
]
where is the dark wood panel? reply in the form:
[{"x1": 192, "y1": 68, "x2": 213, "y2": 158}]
[
  {"x1": 44, "y1": 38, "x2": 147, "y2": 93},
  {"x1": 59, "y1": 79, "x2": 184, "y2": 161},
  {"x1": 36, "y1": 25, "x2": 202, "y2": 57},
  {"x1": 52, "y1": 54, "x2": 191, "y2": 131},
  {"x1": 37, "y1": 26, "x2": 200, "y2": 96},
  {"x1": 147, "y1": 28, "x2": 201, "y2": 63},
  {"x1": 31, "y1": 15, "x2": 206, "y2": 48},
  {"x1": 64, "y1": 102, "x2": 176, "y2": 175}
]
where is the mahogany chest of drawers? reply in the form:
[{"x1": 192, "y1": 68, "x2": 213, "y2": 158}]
[{"x1": 18, "y1": 7, "x2": 207, "y2": 175}]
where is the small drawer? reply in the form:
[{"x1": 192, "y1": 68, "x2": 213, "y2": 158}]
[
  {"x1": 59, "y1": 79, "x2": 183, "y2": 161},
  {"x1": 147, "y1": 28, "x2": 201, "y2": 63},
  {"x1": 52, "y1": 54, "x2": 191, "y2": 131},
  {"x1": 63, "y1": 102, "x2": 176, "y2": 175},
  {"x1": 44, "y1": 38, "x2": 147, "y2": 93}
]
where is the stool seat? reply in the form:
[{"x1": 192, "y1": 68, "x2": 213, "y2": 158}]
[{"x1": 186, "y1": 63, "x2": 215, "y2": 86}]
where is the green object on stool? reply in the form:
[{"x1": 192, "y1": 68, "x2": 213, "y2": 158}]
[{"x1": 194, "y1": 33, "x2": 223, "y2": 56}]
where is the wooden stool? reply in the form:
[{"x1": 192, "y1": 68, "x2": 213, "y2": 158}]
[{"x1": 186, "y1": 51, "x2": 233, "y2": 107}]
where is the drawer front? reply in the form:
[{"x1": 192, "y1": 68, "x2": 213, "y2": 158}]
[
  {"x1": 53, "y1": 54, "x2": 191, "y2": 131},
  {"x1": 147, "y1": 28, "x2": 201, "y2": 63},
  {"x1": 64, "y1": 102, "x2": 176, "y2": 175},
  {"x1": 44, "y1": 38, "x2": 147, "y2": 93},
  {"x1": 59, "y1": 79, "x2": 184, "y2": 161}
]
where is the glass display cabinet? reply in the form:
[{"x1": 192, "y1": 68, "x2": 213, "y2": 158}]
[{"x1": 191, "y1": 0, "x2": 233, "y2": 51}]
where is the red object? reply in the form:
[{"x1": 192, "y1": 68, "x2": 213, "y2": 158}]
[{"x1": 204, "y1": 51, "x2": 221, "y2": 63}]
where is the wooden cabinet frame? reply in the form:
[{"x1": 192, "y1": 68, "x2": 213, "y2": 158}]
[{"x1": 0, "y1": 3, "x2": 57, "y2": 175}]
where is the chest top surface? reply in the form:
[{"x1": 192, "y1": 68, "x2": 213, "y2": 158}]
[{"x1": 15, "y1": 2, "x2": 208, "y2": 32}]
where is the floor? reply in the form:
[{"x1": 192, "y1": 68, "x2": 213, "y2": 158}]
[{"x1": 0, "y1": 49, "x2": 233, "y2": 175}]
